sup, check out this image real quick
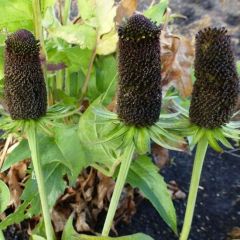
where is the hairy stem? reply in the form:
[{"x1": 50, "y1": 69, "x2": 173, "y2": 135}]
[
  {"x1": 102, "y1": 143, "x2": 135, "y2": 236},
  {"x1": 27, "y1": 122, "x2": 55, "y2": 240},
  {"x1": 180, "y1": 135, "x2": 208, "y2": 240}
]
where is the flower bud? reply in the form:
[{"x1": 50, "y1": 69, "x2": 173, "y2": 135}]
[
  {"x1": 4, "y1": 29, "x2": 47, "y2": 120},
  {"x1": 117, "y1": 14, "x2": 162, "y2": 127}
]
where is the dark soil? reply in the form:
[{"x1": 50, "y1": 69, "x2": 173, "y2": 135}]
[{"x1": 117, "y1": 147, "x2": 240, "y2": 240}]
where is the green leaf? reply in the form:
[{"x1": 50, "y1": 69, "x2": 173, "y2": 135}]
[
  {"x1": 31, "y1": 235, "x2": 47, "y2": 240},
  {"x1": 0, "y1": 0, "x2": 33, "y2": 31},
  {"x1": 96, "y1": 28, "x2": 118, "y2": 55},
  {"x1": 144, "y1": 0, "x2": 169, "y2": 24},
  {"x1": 62, "y1": 215, "x2": 153, "y2": 240},
  {"x1": 21, "y1": 161, "x2": 67, "y2": 216},
  {"x1": 95, "y1": 0, "x2": 116, "y2": 35},
  {"x1": 206, "y1": 130, "x2": 223, "y2": 152},
  {"x1": 1, "y1": 139, "x2": 29, "y2": 172},
  {"x1": 127, "y1": 156, "x2": 177, "y2": 234},
  {"x1": 134, "y1": 128, "x2": 150, "y2": 155},
  {"x1": 77, "y1": 0, "x2": 96, "y2": 21},
  {"x1": 41, "y1": 0, "x2": 55, "y2": 15},
  {"x1": 95, "y1": 55, "x2": 117, "y2": 103},
  {"x1": 49, "y1": 24, "x2": 97, "y2": 49},
  {"x1": 54, "y1": 126, "x2": 88, "y2": 184},
  {"x1": 0, "y1": 180, "x2": 10, "y2": 213},
  {"x1": 77, "y1": 0, "x2": 116, "y2": 36},
  {"x1": 0, "y1": 200, "x2": 31, "y2": 230},
  {"x1": 78, "y1": 97, "x2": 118, "y2": 167},
  {"x1": 0, "y1": 46, "x2": 4, "y2": 80}
]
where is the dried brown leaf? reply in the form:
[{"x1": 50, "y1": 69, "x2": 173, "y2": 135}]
[
  {"x1": 6, "y1": 161, "x2": 28, "y2": 207},
  {"x1": 161, "y1": 31, "x2": 194, "y2": 97},
  {"x1": 115, "y1": 0, "x2": 137, "y2": 25},
  {"x1": 228, "y1": 227, "x2": 240, "y2": 239},
  {"x1": 151, "y1": 143, "x2": 170, "y2": 168}
]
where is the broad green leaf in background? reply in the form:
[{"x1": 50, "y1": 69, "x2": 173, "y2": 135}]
[
  {"x1": 0, "y1": 180, "x2": 10, "y2": 213},
  {"x1": 48, "y1": 24, "x2": 97, "y2": 49},
  {"x1": 62, "y1": 215, "x2": 154, "y2": 240},
  {"x1": 77, "y1": 0, "x2": 96, "y2": 21},
  {"x1": 78, "y1": 97, "x2": 118, "y2": 167},
  {"x1": 95, "y1": 55, "x2": 117, "y2": 103},
  {"x1": 2, "y1": 127, "x2": 86, "y2": 181},
  {"x1": 144, "y1": 0, "x2": 169, "y2": 24},
  {"x1": 0, "y1": 0, "x2": 33, "y2": 31},
  {"x1": 41, "y1": 0, "x2": 56, "y2": 15},
  {"x1": 96, "y1": 28, "x2": 118, "y2": 55},
  {"x1": 95, "y1": 0, "x2": 116, "y2": 36},
  {"x1": 47, "y1": 44, "x2": 92, "y2": 74},
  {"x1": 54, "y1": 126, "x2": 88, "y2": 183},
  {"x1": 77, "y1": 0, "x2": 116, "y2": 36},
  {"x1": 127, "y1": 156, "x2": 178, "y2": 234}
]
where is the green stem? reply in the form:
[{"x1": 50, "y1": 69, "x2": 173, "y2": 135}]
[
  {"x1": 180, "y1": 135, "x2": 208, "y2": 240},
  {"x1": 102, "y1": 143, "x2": 135, "y2": 236},
  {"x1": 27, "y1": 122, "x2": 55, "y2": 240},
  {"x1": 0, "y1": 229, "x2": 5, "y2": 240}
]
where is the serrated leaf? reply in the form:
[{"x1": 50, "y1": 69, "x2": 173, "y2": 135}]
[
  {"x1": 0, "y1": 180, "x2": 10, "y2": 213},
  {"x1": 49, "y1": 24, "x2": 97, "y2": 49},
  {"x1": 127, "y1": 156, "x2": 177, "y2": 234},
  {"x1": 21, "y1": 162, "x2": 67, "y2": 216},
  {"x1": 144, "y1": 0, "x2": 168, "y2": 24},
  {"x1": 54, "y1": 126, "x2": 88, "y2": 184},
  {"x1": 62, "y1": 215, "x2": 154, "y2": 240},
  {"x1": 78, "y1": 97, "x2": 118, "y2": 167}
]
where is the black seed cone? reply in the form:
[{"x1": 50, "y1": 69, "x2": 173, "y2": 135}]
[
  {"x1": 4, "y1": 29, "x2": 47, "y2": 120},
  {"x1": 189, "y1": 27, "x2": 239, "y2": 129},
  {"x1": 117, "y1": 14, "x2": 162, "y2": 127}
]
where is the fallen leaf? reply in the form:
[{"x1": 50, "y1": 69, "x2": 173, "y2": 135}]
[
  {"x1": 151, "y1": 143, "x2": 170, "y2": 168},
  {"x1": 161, "y1": 30, "x2": 194, "y2": 97},
  {"x1": 228, "y1": 227, "x2": 240, "y2": 239}
]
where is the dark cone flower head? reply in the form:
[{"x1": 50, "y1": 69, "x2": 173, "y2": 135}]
[
  {"x1": 4, "y1": 29, "x2": 47, "y2": 120},
  {"x1": 189, "y1": 27, "x2": 239, "y2": 129},
  {"x1": 117, "y1": 14, "x2": 162, "y2": 127}
]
